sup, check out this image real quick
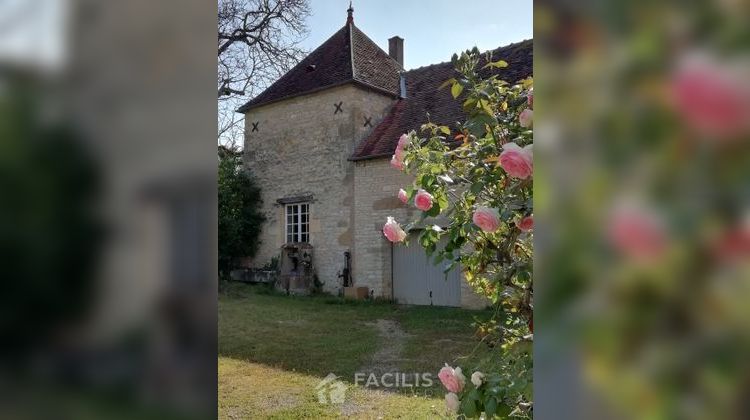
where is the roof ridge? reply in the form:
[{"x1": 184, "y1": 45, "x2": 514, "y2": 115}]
[
  {"x1": 347, "y1": 22, "x2": 355, "y2": 80},
  {"x1": 404, "y1": 60, "x2": 454, "y2": 73},
  {"x1": 404, "y1": 39, "x2": 534, "y2": 73}
]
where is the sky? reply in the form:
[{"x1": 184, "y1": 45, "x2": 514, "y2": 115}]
[
  {"x1": 0, "y1": 0, "x2": 67, "y2": 71},
  {"x1": 301, "y1": 0, "x2": 533, "y2": 70}
]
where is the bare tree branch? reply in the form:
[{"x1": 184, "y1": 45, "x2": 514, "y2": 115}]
[{"x1": 217, "y1": 0, "x2": 310, "y2": 146}]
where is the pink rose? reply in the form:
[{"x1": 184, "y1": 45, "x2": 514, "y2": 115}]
[
  {"x1": 499, "y1": 142, "x2": 533, "y2": 179},
  {"x1": 382, "y1": 217, "x2": 407, "y2": 243},
  {"x1": 527, "y1": 89, "x2": 533, "y2": 109},
  {"x1": 397, "y1": 133, "x2": 409, "y2": 149},
  {"x1": 398, "y1": 188, "x2": 408, "y2": 204},
  {"x1": 517, "y1": 215, "x2": 534, "y2": 232},
  {"x1": 671, "y1": 56, "x2": 750, "y2": 139},
  {"x1": 473, "y1": 207, "x2": 500, "y2": 233},
  {"x1": 394, "y1": 146, "x2": 405, "y2": 161},
  {"x1": 414, "y1": 189, "x2": 434, "y2": 211},
  {"x1": 438, "y1": 364, "x2": 466, "y2": 393},
  {"x1": 608, "y1": 205, "x2": 667, "y2": 261},
  {"x1": 519, "y1": 108, "x2": 533, "y2": 128},
  {"x1": 445, "y1": 392, "x2": 459, "y2": 414},
  {"x1": 714, "y1": 226, "x2": 750, "y2": 262},
  {"x1": 390, "y1": 154, "x2": 403, "y2": 170}
]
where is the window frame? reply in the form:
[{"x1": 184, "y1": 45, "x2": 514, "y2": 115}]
[{"x1": 285, "y1": 203, "x2": 310, "y2": 243}]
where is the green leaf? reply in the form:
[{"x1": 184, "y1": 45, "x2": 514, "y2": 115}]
[
  {"x1": 440, "y1": 78, "x2": 456, "y2": 90},
  {"x1": 479, "y1": 99, "x2": 494, "y2": 116},
  {"x1": 496, "y1": 402, "x2": 512, "y2": 418},
  {"x1": 443, "y1": 261, "x2": 457, "y2": 273},
  {"x1": 451, "y1": 82, "x2": 464, "y2": 99},
  {"x1": 470, "y1": 181, "x2": 484, "y2": 194},
  {"x1": 437, "y1": 194, "x2": 449, "y2": 210},
  {"x1": 439, "y1": 125, "x2": 451, "y2": 135},
  {"x1": 426, "y1": 202, "x2": 441, "y2": 217},
  {"x1": 483, "y1": 59, "x2": 508, "y2": 69},
  {"x1": 485, "y1": 397, "x2": 498, "y2": 417},
  {"x1": 461, "y1": 398, "x2": 478, "y2": 418}
]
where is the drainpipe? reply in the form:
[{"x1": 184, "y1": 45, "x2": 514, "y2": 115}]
[{"x1": 390, "y1": 243, "x2": 394, "y2": 303}]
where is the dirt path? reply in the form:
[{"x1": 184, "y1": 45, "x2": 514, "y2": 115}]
[
  {"x1": 358, "y1": 319, "x2": 413, "y2": 380},
  {"x1": 340, "y1": 319, "x2": 418, "y2": 417}
]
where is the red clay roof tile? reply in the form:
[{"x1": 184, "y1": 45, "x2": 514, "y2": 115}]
[{"x1": 350, "y1": 39, "x2": 533, "y2": 160}]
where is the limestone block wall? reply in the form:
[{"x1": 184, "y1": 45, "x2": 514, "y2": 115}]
[
  {"x1": 353, "y1": 158, "x2": 490, "y2": 309},
  {"x1": 352, "y1": 158, "x2": 416, "y2": 298},
  {"x1": 243, "y1": 84, "x2": 394, "y2": 294}
]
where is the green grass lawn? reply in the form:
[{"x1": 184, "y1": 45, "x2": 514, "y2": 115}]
[{"x1": 219, "y1": 282, "x2": 495, "y2": 419}]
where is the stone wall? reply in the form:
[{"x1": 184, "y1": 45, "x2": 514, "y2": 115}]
[
  {"x1": 243, "y1": 84, "x2": 395, "y2": 294},
  {"x1": 352, "y1": 158, "x2": 416, "y2": 297}
]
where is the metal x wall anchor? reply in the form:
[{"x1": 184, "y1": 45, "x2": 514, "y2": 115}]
[
  {"x1": 251, "y1": 122, "x2": 259, "y2": 132},
  {"x1": 363, "y1": 116, "x2": 372, "y2": 127},
  {"x1": 333, "y1": 102, "x2": 343, "y2": 114}
]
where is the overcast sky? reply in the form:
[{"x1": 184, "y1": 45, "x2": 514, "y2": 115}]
[{"x1": 301, "y1": 0, "x2": 533, "y2": 70}]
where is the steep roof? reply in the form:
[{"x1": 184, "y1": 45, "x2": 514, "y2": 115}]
[
  {"x1": 351, "y1": 39, "x2": 533, "y2": 160},
  {"x1": 237, "y1": 21, "x2": 402, "y2": 113}
]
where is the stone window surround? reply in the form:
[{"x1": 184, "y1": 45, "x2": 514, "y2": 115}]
[{"x1": 276, "y1": 194, "x2": 314, "y2": 205}]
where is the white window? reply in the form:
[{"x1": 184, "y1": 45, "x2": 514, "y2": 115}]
[{"x1": 285, "y1": 203, "x2": 310, "y2": 243}]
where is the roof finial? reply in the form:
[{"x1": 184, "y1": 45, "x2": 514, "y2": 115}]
[{"x1": 346, "y1": 1, "x2": 354, "y2": 25}]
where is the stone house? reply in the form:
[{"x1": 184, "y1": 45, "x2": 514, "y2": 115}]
[{"x1": 240, "y1": 7, "x2": 532, "y2": 308}]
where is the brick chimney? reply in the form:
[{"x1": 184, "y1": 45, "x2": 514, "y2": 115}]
[{"x1": 388, "y1": 36, "x2": 404, "y2": 68}]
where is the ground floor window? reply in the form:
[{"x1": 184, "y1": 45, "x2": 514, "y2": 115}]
[{"x1": 285, "y1": 203, "x2": 309, "y2": 243}]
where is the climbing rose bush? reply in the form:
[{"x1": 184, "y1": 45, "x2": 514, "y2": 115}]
[
  {"x1": 438, "y1": 364, "x2": 466, "y2": 393},
  {"x1": 414, "y1": 189, "x2": 434, "y2": 211},
  {"x1": 445, "y1": 392, "x2": 460, "y2": 414},
  {"x1": 382, "y1": 216, "x2": 407, "y2": 243},
  {"x1": 471, "y1": 371, "x2": 485, "y2": 387},
  {"x1": 398, "y1": 188, "x2": 408, "y2": 204},
  {"x1": 390, "y1": 154, "x2": 403, "y2": 170},
  {"x1": 498, "y1": 142, "x2": 533, "y2": 179},
  {"x1": 383, "y1": 49, "x2": 533, "y2": 418},
  {"x1": 516, "y1": 215, "x2": 534, "y2": 232},
  {"x1": 670, "y1": 54, "x2": 750, "y2": 139},
  {"x1": 473, "y1": 207, "x2": 501, "y2": 233}
]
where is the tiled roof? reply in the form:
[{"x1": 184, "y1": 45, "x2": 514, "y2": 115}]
[
  {"x1": 351, "y1": 39, "x2": 533, "y2": 160},
  {"x1": 350, "y1": 25, "x2": 402, "y2": 95},
  {"x1": 237, "y1": 22, "x2": 402, "y2": 112}
]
